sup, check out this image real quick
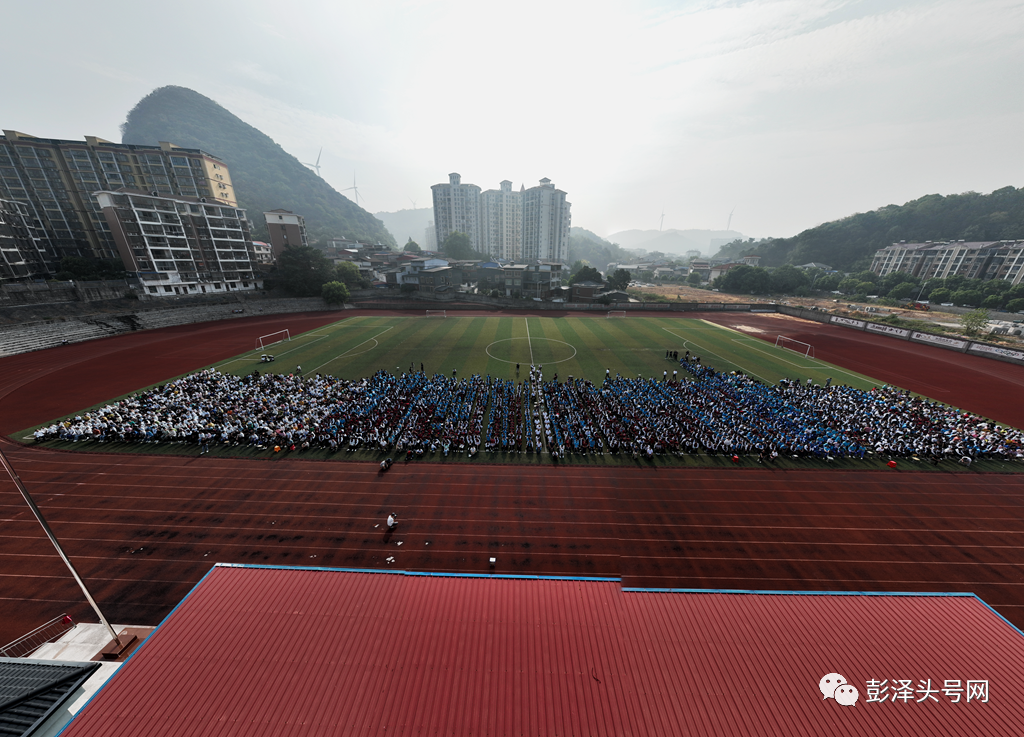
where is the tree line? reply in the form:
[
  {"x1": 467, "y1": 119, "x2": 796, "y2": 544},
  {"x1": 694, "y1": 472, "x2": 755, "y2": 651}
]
[{"x1": 713, "y1": 264, "x2": 1024, "y2": 313}]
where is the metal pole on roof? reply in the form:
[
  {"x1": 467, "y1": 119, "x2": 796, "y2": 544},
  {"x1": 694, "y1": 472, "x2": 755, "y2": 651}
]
[{"x1": 0, "y1": 443, "x2": 122, "y2": 647}]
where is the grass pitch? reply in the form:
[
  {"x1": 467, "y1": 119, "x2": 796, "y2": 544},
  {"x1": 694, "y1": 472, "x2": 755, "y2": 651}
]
[{"x1": 216, "y1": 314, "x2": 878, "y2": 390}]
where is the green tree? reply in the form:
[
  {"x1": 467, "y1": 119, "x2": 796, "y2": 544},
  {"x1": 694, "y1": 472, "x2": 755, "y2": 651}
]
[
  {"x1": 855, "y1": 281, "x2": 876, "y2": 294},
  {"x1": 814, "y1": 273, "x2": 842, "y2": 292},
  {"x1": 982, "y1": 294, "x2": 1004, "y2": 310},
  {"x1": 568, "y1": 265, "x2": 603, "y2": 286},
  {"x1": 321, "y1": 281, "x2": 350, "y2": 304},
  {"x1": 881, "y1": 271, "x2": 919, "y2": 292},
  {"x1": 441, "y1": 232, "x2": 475, "y2": 260},
  {"x1": 400, "y1": 283, "x2": 418, "y2": 295},
  {"x1": 928, "y1": 287, "x2": 951, "y2": 304},
  {"x1": 686, "y1": 271, "x2": 702, "y2": 287},
  {"x1": 569, "y1": 259, "x2": 590, "y2": 275},
  {"x1": 888, "y1": 281, "x2": 918, "y2": 300},
  {"x1": 716, "y1": 265, "x2": 772, "y2": 294},
  {"x1": 273, "y1": 245, "x2": 337, "y2": 297},
  {"x1": 838, "y1": 277, "x2": 860, "y2": 294},
  {"x1": 952, "y1": 289, "x2": 983, "y2": 307},
  {"x1": 607, "y1": 268, "x2": 631, "y2": 291},
  {"x1": 335, "y1": 261, "x2": 362, "y2": 287},
  {"x1": 1005, "y1": 298, "x2": 1024, "y2": 313},
  {"x1": 854, "y1": 270, "x2": 878, "y2": 285},
  {"x1": 403, "y1": 238, "x2": 421, "y2": 253},
  {"x1": 959, "y1": 308, "x2": 989, "y2": 335},
  {"x1": 768, "y1": 264, "x2": 809, "y2": 293}
]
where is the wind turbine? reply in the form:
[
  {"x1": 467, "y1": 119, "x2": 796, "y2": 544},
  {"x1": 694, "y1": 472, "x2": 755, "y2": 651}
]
[
  {"x1": 342, "y1": 175, "x2": 363, "y2": 207},
  {"x1": 303, "y1": 148, "x2": 323, "y2": 178},
  {"x1": 727, "y1": 206, "x2": 736, "y2": 232},
  {"x1": 659, "y1": 209, "x2": 665, "y2": 232}
]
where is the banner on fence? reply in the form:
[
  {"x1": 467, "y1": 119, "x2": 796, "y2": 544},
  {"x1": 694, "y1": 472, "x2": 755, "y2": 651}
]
[
  {"x1": 831, "y1": 316, "x2": 865, "y2": 328},
  {"x1": 911, "y1": 332, "x2": 968, "y2": 349},
  {"x1": 866, "y1": 323, "x2": 910, "y2": 338},
  {"x1": 968, "y1": 343, "x2": 1024, "y2": 361}
]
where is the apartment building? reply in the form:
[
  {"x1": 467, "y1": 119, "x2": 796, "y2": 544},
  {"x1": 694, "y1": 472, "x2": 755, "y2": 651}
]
[
  {"x1": 0, "y1": 131, "x2": 235, "y2": 270},
  {"x1": 0, "y1": 197, "x2": 53, "y2": 281},
  {"x1": 431, "y1": 173, "x2": 482, "y2": 251},
  {"x1": 263, "y1": 209, "x2": 309, "y2": 259},
  {"x1": 520, "y1": 178, "x2": 571, "y2": 263},
  {"x1": 431, "y1": 173, "x2": 571, "y2": 264},
  {"x1": 870, "y1": 240, "x2": 1024, "y2": 285},
  {"x1": 97, "y1": 190, "x2": 260, "y2": 296},
  {"x1": 480, "y1": 180, "x2": 521, "y2": 261}
]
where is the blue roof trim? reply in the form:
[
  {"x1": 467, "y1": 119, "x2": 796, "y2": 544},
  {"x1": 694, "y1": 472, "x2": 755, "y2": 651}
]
[
  {"x1": 54, "y1": 564, "x2": 222, "y2": 737},
  {"x1": 970, "y1": 593, "x2": 1024, "y2": 642},
  {"x1": 215, "y1": 562, "x2": 620, "y2": 582}
]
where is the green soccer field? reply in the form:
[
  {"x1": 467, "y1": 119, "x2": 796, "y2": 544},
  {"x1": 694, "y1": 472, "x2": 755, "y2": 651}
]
[{"x1": 214, "y1": 314, "x2": 880, "y2": 391}]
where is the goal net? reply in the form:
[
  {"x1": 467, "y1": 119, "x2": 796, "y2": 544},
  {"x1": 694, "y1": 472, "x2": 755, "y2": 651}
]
[
  {"x1": 425, "y1": 310, "x2": 446, "y2": 318},
  {"x1": 775, "y1": 335, "x2": 814, "y2": 358},
  {"x1": 256, "y1": 329, "x2": 290, "y2": 350},
  {"x1": 606, "y1": 311, "x2": 627, "y2": 318}
]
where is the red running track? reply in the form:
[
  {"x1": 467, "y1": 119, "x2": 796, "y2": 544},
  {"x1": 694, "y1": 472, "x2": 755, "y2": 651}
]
[
  {"x1": 705, "y1": 311, "x2": 1024, "y2": 429},
  {"x1": 1, "y1": 310, "x2": 1023, "y2": 645}
]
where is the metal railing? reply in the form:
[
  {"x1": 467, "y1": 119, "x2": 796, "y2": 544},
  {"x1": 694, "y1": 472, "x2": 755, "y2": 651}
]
[{"x1": 0, "y1": 614, "x2": 76, "y2": 658}]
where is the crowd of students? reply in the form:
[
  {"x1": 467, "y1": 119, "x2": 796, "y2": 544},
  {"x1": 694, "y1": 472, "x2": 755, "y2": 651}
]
[{"x1": 32, "y1": 359, "x2": 1024, "y2": 464}]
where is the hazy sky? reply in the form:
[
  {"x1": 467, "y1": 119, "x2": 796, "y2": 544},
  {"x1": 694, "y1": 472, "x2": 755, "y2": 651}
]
[{"x1": 4, "y1": 0, "x2": 1024, "y2": 239}]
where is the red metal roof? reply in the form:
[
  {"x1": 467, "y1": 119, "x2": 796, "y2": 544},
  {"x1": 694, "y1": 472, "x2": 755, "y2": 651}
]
[{"x1": 59, "y1": 565, "x2": 1024, "y2": 736}]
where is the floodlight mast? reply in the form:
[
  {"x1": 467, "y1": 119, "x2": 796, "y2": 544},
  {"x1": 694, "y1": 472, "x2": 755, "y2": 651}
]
[{"x1": 0, "y1": 443, "x2": 122, "y2": 647}]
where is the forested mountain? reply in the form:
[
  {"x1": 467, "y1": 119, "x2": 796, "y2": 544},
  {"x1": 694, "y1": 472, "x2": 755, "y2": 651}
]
[
  {"x1": 721, "y1": 187, "x2": 1024, "y2": 271},
  {"x1": 374, "y1": 208, "x2": 432, "y2": 247},
  {"x1": 121, "y1": 86, "x2": 394, "y2": 246},
  {"x1": 607, "y1": 228, "x2": 744, "y2": 256},
  {"x1": 568, "y1": 228, "x2": 633, "y2": 271}
]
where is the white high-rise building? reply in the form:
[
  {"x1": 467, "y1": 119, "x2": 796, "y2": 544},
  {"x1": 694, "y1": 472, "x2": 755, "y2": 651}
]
[
  {"x1": 480, "y1": 180, "x2": 521, "y2": 261},
  {"x1": 423, "y1": 220, "x2": 437, "y2": 251},
  {"x1": 521, "y1": 178, "x2": 570, "y2": 263},
  {"x1": 431, "y1": 172, "x2": 481, "y2": 251},
  {"x1": 431, "y1": 173, "x2": 571, "y2": 263}
]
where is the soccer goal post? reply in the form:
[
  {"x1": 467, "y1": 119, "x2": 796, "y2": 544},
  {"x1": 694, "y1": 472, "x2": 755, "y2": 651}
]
[
  {"x1": 606, "y1": 311, "x2": 627, "y2": 318},
  {"x1": 256, "y1": 329, "x2": 290, "y2": 350},
  {"x1": 425, "y1": 309, "x2": 447, "y2": 318},
  {"x1": 775, "y1": 335, "x2": 814, "y2": 358}
]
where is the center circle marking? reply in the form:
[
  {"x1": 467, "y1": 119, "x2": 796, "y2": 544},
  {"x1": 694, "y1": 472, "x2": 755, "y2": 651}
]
[{"x1": 485, "y1": 337, "x2": 578, "y2": 364}]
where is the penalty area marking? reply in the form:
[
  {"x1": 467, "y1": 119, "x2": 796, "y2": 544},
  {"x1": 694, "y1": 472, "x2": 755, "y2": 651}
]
[
  {"x1": 310, "y1": 326, "x2": 396, "y2": 373},
  {"x1": 486, "y1": 337, "x2": 577, "y2": 365},
  {"x1": 218, "y1": 334, "x2": 330, "y2": 367},
  {"x1": 661, "y1": 327, "x2": 771, "y2": 383}
]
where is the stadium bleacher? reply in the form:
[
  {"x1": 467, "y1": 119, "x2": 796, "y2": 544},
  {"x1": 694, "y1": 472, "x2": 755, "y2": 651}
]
[{"x1": 0, "y1": 297, "x2": 334, "y2": 357}]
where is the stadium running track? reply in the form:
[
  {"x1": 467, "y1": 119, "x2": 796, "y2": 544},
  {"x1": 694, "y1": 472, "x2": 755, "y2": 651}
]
[{"x1": 2, "y1": 309, "x2": 1024, "y2": 645}]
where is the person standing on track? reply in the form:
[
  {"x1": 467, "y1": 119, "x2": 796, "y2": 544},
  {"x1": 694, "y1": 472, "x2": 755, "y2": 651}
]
[{"x1": 387, "y1": 513, "x2": 398, "y2": 530}]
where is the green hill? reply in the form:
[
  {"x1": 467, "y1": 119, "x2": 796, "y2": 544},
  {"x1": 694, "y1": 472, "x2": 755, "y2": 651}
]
[
  {"x1": 120, "y1": 86, "x2": 395, "y2": 247},
  {"x1": 722, "y1": 186, "x2": 1024, "y2": 271}
]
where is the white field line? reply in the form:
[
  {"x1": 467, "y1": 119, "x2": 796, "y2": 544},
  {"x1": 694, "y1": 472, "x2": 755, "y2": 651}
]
[
  {"x1": 310, "y1": 326, "x2": 395, "y2": 374},
  {"x1": 218, "y1": 334, "x2": 329, "y2": 366},
  {"x1": 525, "y1": 317, "x2": 535, "y2": 365},
  {"x1": 661, "y1": 327, "x2": 771, "y2": 383}
]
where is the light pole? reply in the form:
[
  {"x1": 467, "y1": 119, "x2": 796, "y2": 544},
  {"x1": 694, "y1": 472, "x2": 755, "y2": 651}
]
[
  {"x1": 0, "y1": 443, "x2": 124, "y2": 651},
  {"x1": 914, "y1": 278, "x2": 931, "y2": 303}
]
